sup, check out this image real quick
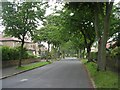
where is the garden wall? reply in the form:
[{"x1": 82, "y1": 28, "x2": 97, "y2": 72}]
[{"x1": 2, "y1": 58, "x2": 41, "y2": 68}]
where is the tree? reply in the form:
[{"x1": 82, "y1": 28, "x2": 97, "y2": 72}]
[
  {"x1": 93, "y1": 2, "x2": 114, "y2": 71},
  {"x1": 2, "y1": 1, "x2": 47, "y2": 67},
  {"x1": 34, "y1": 14, "x2": 63, "y2": 60},
  {"x1": 109, "y1": 2, "x2": 120, "y2": 47},
  {"x1": 45, "y1": 5, "x2": 95, "y2": 60},
  {"x1": 63, "y1": 3, "x2": 95, "y2": 60},
  {"x1": 65, "y1": 2, "x2": 115, "y2": 71}
]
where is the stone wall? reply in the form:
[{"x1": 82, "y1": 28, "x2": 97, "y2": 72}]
[{"x1": 2, "y1": 58, "x2": 41, "y2": 68}]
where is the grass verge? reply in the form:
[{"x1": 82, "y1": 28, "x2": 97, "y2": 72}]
[
  {"x1": 81, "y1": 59, "x2": 119, "y2": 89},
  {"x1": 17, "y1": 61, "x2": 50, "y2": 71}
]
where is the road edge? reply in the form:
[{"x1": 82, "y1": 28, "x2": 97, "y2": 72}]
[
  {"x1": 81, "y1": 61, "x2": 96, "y2": 89},
  {"x1": 83, "y1": 64, "x2": 96, "y2": 88}
]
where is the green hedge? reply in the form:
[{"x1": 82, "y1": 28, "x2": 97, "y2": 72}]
[
  {"x1": 90, "y1": 52, "x2": 97, "y2": 60},
  {"x1": 110, "y1": 46, "x2": 120, "y2": 57},
  {"x1": 40, "y1": 52, "x2": 52, "y2": 59},
  {"x1": 1, "y1": 46, "x2": 35, "y2": 61}
]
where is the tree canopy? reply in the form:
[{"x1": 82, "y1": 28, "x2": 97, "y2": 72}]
[
  {"x1": 2, "y1": 1, "x2": 48, "y2": 67},
  {"x1": 2, "y1": 0, "x2": 119, "y2": 70}
]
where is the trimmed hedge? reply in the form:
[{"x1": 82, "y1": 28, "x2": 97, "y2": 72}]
[{"x1": 1, "y1": 46, "x2": 35, "y2": 61}]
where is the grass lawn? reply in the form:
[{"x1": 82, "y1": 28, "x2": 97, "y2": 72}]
[
  {"x1": 81, "y1": 59, "x2": 119, "y2": 89},
  {"x1": 17, "y1": 61, "x2": 50, "y2": 71}
]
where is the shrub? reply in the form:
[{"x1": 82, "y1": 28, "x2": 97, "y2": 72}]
[
  {"x1": 40, "y1": 52, "x2": 47, "y2": 59},
  {"x1": 40, "y1": 55, "x2": 47, "y2": 59},
  {"x1": 47, "y1": 52, "x2": 52, "y2": 59},
  {"x1": 110, "y1": 46, "x2": 120, "y2": 57},
  {"x1": 9, "y1": 48, "x2": 18, "y2": 60},
  {"x1": 2, "y1": 46, "x2": 36, "y2": 61},
  {"x1": 90, "y1": 52, "x2": 97, "y2": 60},
  {"x1": 27, "y1": 52, "x2": 36, "y2": 59},
  {"x1": 2, "y1": 46, "x2": 11, "y2": 61}
]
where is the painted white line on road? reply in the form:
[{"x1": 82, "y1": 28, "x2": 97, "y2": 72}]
[{"x1": 20, "y1": 79, "x2": 28, "y2": 82}]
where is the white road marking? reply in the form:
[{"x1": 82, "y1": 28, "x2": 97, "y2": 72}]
[{"x1": 20, "y1": 79, "x2": 28, "y2": 82}]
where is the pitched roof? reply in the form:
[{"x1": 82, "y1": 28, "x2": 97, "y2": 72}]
[
  {"x1": 0, "y1": 37, "x2": 31, "y2": 43},
  {"x1": 0, "y1": 37, "x2": 21, "y2": 42}
]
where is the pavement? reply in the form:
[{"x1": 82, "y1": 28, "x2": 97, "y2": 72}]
[
  {"x1": 1, "y1": 58, "x2": 94, "y2": 88},
  {"x1": 2, "y1": 66, "x2": 23, "y2": 78},
  {"x1": 1, "y1": 60, "x2": 47, "y2": 79}
]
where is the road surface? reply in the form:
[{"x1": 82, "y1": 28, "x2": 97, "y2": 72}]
[{"x1": 2, "y1": 58, "x2": 93, "y2": 88}]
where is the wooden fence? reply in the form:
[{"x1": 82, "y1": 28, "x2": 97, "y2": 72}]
[{"x1": 106, "y1": 56, "x2": 120, "y2": 72}]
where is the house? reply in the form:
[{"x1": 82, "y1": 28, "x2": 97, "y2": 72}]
[
  {"x1": 37, "y1": 42, "x2": 48, "y2": 56},
  {"x1": 91, "y1": 42, "x2": 98, "y2": 52},
  {"x1": 0, "y1": 32, "x2": 51, "y2": 56},
  {"x1": 91, "y1": 38, "x2": 118, "y2": 53},
  {"x1": 0, "y1": 32, "x2": 40, "y2": 55},
  {"x1": 106, "y1": 41, "x2": 117, "y2": 49}
]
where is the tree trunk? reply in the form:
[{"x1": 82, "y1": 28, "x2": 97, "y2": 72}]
[
  {"x1": 54, "y1": 46, "x2": 57, "y2": 60},
  {"x1": 87, "y1": 39, "x2": 94, "y2": 62},
  {"x1": 46, "y1": 42, "x2": 50, "y2": 62},
  {"x1": 62, "y1": 51, "x2": 65, "y2": 59},
  {"x1": 87, "y1": 45, "x2": 91, "y2": 62},
  {"x1": 18, "y1": 39, "x2": 24, "y2": 67},
  {"x1": 100, "y1": 22, "x2": 108, "y2": 71},
  {"x1": 79, "y1": 49, "x2": 82, "y2": 58},
  {"x1": 78, "y1": 49, "x2": 80, "y2": 59},
  {"x1": 97, "y1": 2, "x2": 113, "y2": 71},
  {"x1": 82, "y1": 47, "x2": 85, "y2": 59},
  {"x1": 58, "y1": 46, "x2": 61, "y2": 58},
  {"x1": 97, "y1": 37, "x2": 102, "y2": 71},
  {"x1": 48, "y1": 42, "x2": 50, "y2": 53},
  {"x1": 77, "y1": 49, "x2": 80, "y2": 59},
  {"x1": 94, "y1": 3, "x2": 102, "y2": 71},
  {"x1": 100, "y1": 3, "x2": 113, "y2": 71}
]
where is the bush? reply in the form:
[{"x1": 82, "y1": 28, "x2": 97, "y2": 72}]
[
  {"x1": 90, "y1": 52, "x2": 97, "y2": 60},
  {"x1": 40, "y1": 55, "x2": 47, "y2": 59},
  {"x1": 40, "y1": 52, "x2": 52, "y2": 59},
  {"x1": 2, "y1": 46, "x2": 36, "y2": 61},
  {"x1": 47, "y1": 52, "x2": 52, "y2": 59},
  {"x1": 110, "y1": 46, "x2": 120, "y2": 57},
  {"x1": 15, "y1": 46, "x2": 28, "y2": 59},
  {"x1": 2, "y1": 46, "x2": 11, "y2": 61},
  {"x1": 27, "y1": 52, "x2": 36, "y2": 59},
  {"x1": 10, "y1": 47, "x2": 19, "y2": 60}
]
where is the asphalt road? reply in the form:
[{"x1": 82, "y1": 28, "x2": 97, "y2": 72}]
[{"x1": 2, "y1": 58, "x2": 93, "y2": 88}]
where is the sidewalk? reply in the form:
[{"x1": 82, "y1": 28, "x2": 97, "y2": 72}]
[
  {"x1": 1, "y1": 60, "x2": 47, "y2": 79},
  {"x1": 2, "y1": 66, "x2": 22, "y2": 78}
]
